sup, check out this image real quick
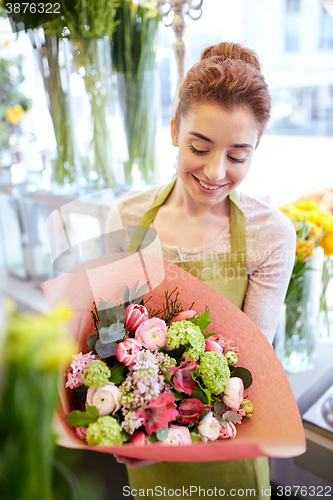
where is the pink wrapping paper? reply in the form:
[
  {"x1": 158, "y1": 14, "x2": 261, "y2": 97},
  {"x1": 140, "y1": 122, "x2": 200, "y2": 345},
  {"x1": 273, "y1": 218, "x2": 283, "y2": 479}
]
[{"x1": 42, "y1": 253, "x2": 306, "y2": 462}]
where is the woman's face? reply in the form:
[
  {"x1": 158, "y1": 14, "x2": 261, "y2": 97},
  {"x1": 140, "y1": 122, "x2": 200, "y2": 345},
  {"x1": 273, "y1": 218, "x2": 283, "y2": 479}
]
[{"x1": 171, "y1": 104, "x2": 261, "y2": 209}]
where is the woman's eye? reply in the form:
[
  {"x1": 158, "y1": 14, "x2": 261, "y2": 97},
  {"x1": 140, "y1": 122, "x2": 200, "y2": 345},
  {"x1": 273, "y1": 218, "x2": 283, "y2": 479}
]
[
  {"x1": 189, "y1": 144, "x2": 208, "y2": 155},
  {"x1": 228, "y1": 156, "x2": 247, "y2": 164}
]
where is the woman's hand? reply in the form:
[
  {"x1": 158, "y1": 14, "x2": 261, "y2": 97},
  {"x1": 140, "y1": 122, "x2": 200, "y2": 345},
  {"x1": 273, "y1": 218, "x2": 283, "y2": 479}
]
[{"x1": 114, "y1": 455, "x2": 160, "y2": 468}]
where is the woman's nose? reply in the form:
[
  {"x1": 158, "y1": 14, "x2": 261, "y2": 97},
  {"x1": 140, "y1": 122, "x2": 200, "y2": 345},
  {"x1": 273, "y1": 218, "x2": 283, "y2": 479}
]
[{"x1": 203, "y1": 154, "x2": 226, "y2": 183}]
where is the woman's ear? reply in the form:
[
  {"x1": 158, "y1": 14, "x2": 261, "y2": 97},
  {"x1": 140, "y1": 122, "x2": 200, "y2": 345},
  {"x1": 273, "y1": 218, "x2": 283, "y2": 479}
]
[{"x1": 171, "y1": 118, "x2": 179, "y2": 147}]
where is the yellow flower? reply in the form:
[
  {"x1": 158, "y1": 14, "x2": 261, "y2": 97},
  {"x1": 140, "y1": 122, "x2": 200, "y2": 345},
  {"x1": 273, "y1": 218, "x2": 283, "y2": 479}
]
[
  {"x1": 308, "y1": 221, "x2": 324, "y2": 243},
  {"x1": 294, "y1": 199, "x2": 318, "y2": 211},
  {"x1": 2, "y1": 302, "x2": 77, "y2": 370},
  {"x1": 296, "y1": 238, "x2": 315, "y2": 263},
  {"x1": 320, "y1": 233, "x2": 333, "y2": 257},
  {"x1": 5, "y1": 104, "x2": 25, "y2": 125}
]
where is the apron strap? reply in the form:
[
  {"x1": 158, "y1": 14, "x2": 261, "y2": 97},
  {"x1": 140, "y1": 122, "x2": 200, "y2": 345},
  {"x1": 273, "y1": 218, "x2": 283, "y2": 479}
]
[{"x1": 129, "y1": 178, "x2": 246, "y2": 255}]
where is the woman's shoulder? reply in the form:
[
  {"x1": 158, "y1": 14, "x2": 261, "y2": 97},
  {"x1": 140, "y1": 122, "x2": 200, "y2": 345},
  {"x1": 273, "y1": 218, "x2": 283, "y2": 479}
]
[
  {"x1": 239, "y1": 191, "x2": 296, "y2": 246},
  {"x1": 110, "y1": 184, "x2": 165, "y2": 227}
]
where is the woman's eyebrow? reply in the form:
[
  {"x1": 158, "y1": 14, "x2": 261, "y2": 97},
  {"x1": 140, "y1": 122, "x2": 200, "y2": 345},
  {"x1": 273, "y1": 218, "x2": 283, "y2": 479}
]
[
  {"x1": 188, "y1": 131, "x2": 214, "y2": 143},
  {"x1": 233, "y1": 143, "x2": 254, "y2": 149}
]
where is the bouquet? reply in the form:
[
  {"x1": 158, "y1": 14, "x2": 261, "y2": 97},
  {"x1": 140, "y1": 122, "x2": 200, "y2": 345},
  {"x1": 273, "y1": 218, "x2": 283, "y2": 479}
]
[
  {"x1": 42, "y1": 253, "x2": 306, "y2": 462},
  {"x1": 64, "y1": 286, "x2": 254, "y2": 448}
]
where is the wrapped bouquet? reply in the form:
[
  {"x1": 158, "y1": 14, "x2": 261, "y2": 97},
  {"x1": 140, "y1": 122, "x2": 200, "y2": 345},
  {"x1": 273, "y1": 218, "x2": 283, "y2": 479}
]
[
  {"x1": 42, "y1": 253, "x2": 306, "y2": 462},
  {"x1": 64, "y1": 287, "x2": 254, "y2": 448}
]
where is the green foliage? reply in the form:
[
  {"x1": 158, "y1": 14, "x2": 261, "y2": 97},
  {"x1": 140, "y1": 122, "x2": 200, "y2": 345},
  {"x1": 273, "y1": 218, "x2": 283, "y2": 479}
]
[
  {"x1": 67, "y1": 405, "x2": 100, "y2": 427},
  {"x1": 156, "y1": 425, "x2": 168, "y2": 441},
  {"x1": 109, "y1": 362, "x2": 127, "y2": 385},
  {"x1": 189, "y1": 309, "x2": 211, "y2": 333},
  {"x1": 231, "y1": 367, "x2": 253, "y2": 390}
]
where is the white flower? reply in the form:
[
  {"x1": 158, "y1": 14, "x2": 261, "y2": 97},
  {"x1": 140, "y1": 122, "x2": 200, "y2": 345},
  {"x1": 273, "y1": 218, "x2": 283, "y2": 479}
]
[
  {"x1": 222, "y1": 377, "x2": 244, "y2": 411},
  {"x1": 162, "y1": 425, "x2": 192, "y2": 446},
  {"x1": 86, "y1": 382, "x2": 121, "y2": 417},
  {"x1": 197, "y1": 412, "x2": 221, "y2": 442}
]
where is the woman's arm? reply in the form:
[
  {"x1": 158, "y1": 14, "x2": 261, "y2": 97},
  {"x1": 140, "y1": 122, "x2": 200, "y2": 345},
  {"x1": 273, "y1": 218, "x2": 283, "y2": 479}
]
[{"x1": 242, "y1": 212, "x2": 296, "y2": 344}]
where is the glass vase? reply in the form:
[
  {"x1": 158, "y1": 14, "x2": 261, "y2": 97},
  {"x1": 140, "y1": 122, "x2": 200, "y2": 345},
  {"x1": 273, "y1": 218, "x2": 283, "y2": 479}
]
[
  {"x1": 31, "y1": 33, "x2": 76, "y2": 191},
  {"x1": 318, "y1": 255, "x2": 333, "y2": 343},
  {"x1": 65, "y1": 37, "x2": 119, "y2": 192},
  {"x1": 115, "y1": 70, "x2": 161, "y2": 188},
  {"x1": 283, "y1": 248, "x2": 324, "y2": 373}
]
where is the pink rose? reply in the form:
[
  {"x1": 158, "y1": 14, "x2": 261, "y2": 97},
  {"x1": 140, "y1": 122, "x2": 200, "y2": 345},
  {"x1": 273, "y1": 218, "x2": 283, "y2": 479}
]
[
  {"x1": 172, "y1": 310, "x2": 196, "y2": 322},
  {"x1": 74, "y1": 426, "x2": 87, "y2": 441},
  {"x1": 204, "y1": 339, "x2": 223, "y2": 353},
  {"x1": 219, "y1": 421, "x2": 237, "y2": 439},
  {"x1": 135, "y1": 317, "x2": 167, "y2": 351},
  {"x1": 197, "y1": 412, "x2": 221, "y2": 442},
  {"x1": 86, "y1": 382, "x2": 121, "y2": 416},
  {"x1": 129, "y1": 431, "x2": 150, "y2": 446},
  {"x1": 222, "y1": 377, "x2": 244, "y2": 411},
  {"x1": 124, "y1": 304, "x2": 149, "y2": 333},
  {"x1": 116, "y1": 338, "x2": 142, "y2": 366},
  {"x1": 162, "y1": 425, "x2": 192, "y2": 446}
]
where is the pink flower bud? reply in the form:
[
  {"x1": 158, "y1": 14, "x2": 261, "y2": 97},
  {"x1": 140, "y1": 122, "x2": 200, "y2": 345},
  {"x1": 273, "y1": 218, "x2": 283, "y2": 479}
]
[
  {"x1": 129, "y1": 431, "x2": 149, "y2": 446},
  {"x1": 219, "y1": 421, "x2": 237, "y2": 439},
  {"x1": 172, "y1": 310, "x2": 196, "y2": 322},
  {"x1": 74, "y1": 426, "x2": 87, "y2": 441},
  {"x1": 222, "y1": 377, "x2": 244, "y2": 411},
  {"x1": 115, "y1": 338, "x2": 142, "y2": 366},
  {"x1": 124, "y1": 304, "x2": 149, "y2": 333},
  {"x1": 204, "y1": 339, "x2": 223, "y2": 353}
]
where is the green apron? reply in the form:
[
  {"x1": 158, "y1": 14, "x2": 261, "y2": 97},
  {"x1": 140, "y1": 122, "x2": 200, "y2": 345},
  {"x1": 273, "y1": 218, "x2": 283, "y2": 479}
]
[{"x1": 127, "y1": 179, "x2": 270, "y2": 500}]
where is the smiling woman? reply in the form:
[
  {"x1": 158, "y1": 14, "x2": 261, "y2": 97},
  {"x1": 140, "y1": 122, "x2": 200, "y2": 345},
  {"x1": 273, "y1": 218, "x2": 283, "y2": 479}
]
[{"x1": 105, "y1": 41, "x2": 296, "y2": 500}]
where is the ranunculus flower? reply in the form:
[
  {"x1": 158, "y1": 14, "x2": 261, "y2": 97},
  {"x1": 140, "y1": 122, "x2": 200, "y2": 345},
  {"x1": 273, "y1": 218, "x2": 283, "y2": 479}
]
[
  {"x1": 219, "y1": 421, "x2": 237, "y2": 439},
  {"x1": 178, "y1": 398, "x2": 209, "y2": 424},
  {"x1": 204, "y1": 339, "x2": 223, "y2": 353},
  {"x1": 162, "y1": 425, "x2": 192, "y2": 446},
  {"x1": 74, "y1": 426, "x2": 87, "y2": 441},
  {"x1": 172, "y1": 310, "x2": 196, "y2": 322},
  {"x1": 135, "y1": 317, "x2": 167, "y2": 350},
  {"x1": 135, "y1": 393, "x2": 179, "y2": 436},
  {"x1": 129, "y1": 431, "x2": 150, "y2": 446},
  {"x1": 197, "y1": 411, "x2": 221, "y2": 442},
  {"x1": 124, "y1": 304, "x2": 149, "y2": 333},
  {"x1": 115, "y1": 338, "x2": 142, "y2": 366},
  {"x1": 86, "y1": 382, "x2": 121, "y2": 416},
  {"x1": 169, "y1": 356, "x2": 197, "y2": 395},
  {"x1": 222, "y1": 377, "x2": 244, "y2": 411}
]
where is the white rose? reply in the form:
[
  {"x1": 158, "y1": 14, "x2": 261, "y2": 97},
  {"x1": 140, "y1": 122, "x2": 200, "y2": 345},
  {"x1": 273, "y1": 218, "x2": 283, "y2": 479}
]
[
  {"x1": 222, "y1": 377, "x2": 244, "y2": 411},
  {"x1": 198, "y1": 412, "x2": 221, "y2": 442},
  {"x1": 162, "y1": 425, "x2": 192, "y2": 446},
  {"x1": 86, "y1": 382, "x2": 121, "y2": 417}
]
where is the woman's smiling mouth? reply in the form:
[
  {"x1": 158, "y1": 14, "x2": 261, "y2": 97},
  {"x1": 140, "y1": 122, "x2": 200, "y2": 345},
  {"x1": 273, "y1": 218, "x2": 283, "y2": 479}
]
[{"x1": 192, "y1": 174, "x2": 226, "y2": 191}]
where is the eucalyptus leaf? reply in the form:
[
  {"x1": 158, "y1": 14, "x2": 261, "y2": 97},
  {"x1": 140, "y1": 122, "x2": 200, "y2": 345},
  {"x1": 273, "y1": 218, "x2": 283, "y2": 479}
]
[
  {"x1": 134, "y1": 282, "x2": 149, "y2": 303},
  {"x1": 156, "y1": 425, "x2": 168, "y2": 441},
  {"x1": 66, "y1": 405, "x2": 100, "y2": 427},
  {"x1": 129, "y1": 281, "x2": 139, "y2": 302},
  {"x1": 213, "y1": 401, "x2": 226, "y2": 414},
  {"x1": 99, "y1": 324, "x2": 125, "y2": 344},
  {"x1": 222, "y1": 410, "x2": 239, "y2": 422},
  {"x1": 87, "y1": 333, "x2": 99, "y2": 353},
  {"x1": 122, "y1": 284, "x2": 130, "y2": 308},
  {"x1": 231, "y1": 367, "x2": 253, "y2": 390},
  {"x1": 220, "y1": 419, "x2": 228, "y2": 428},
  {"x1": 112, "y1": 305, "x2": 126, "y2": 322},
  {"x1": 213, "y1": 413, "x2": 225, "y2": 424},
  {"x1": 95, "y1": 339, "x2": 117, "y2": 358}
]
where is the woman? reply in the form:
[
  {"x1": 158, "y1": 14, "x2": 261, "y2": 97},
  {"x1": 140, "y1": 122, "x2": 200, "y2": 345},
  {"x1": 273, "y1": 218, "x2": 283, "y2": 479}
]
[{"x1": 106, "y1": 42, "x2": 296, "y2": 500}]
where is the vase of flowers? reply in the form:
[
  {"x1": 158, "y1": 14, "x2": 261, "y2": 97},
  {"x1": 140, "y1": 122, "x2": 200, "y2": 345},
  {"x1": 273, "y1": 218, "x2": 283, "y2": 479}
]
[
  {"x1": 112, "y1": 0, "x2": 162, "y2": 187},
  {"x1": 279, "y1": 199, "x2": 333, "y2": 372}
]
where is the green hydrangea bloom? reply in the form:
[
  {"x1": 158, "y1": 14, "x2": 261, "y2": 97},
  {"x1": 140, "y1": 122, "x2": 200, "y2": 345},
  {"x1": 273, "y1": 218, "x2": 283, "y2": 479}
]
[
  {"x1": 196, "y1": 351, "x2": 230, "y2": 395},
  {"x1": 166, "y1": 320, "x2": 205, "y2": 361},
  {"x1": 86, "y1": 416, "x2": 123, "y2": 446},
  {"x1": 82, "y1": 360, "x2": 111, "y2": 387}
]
